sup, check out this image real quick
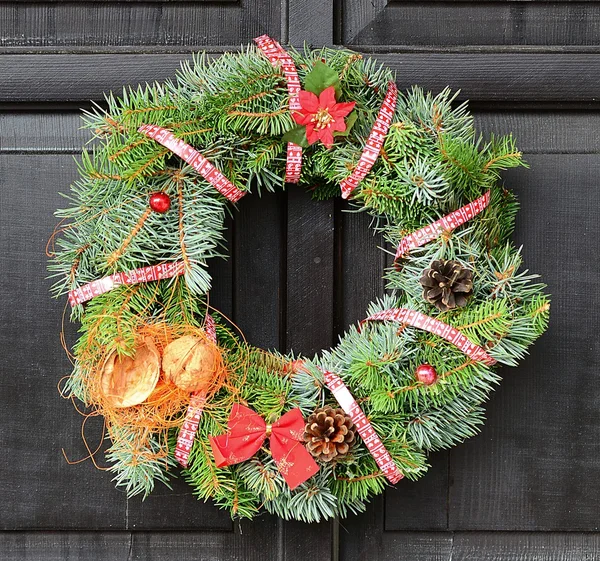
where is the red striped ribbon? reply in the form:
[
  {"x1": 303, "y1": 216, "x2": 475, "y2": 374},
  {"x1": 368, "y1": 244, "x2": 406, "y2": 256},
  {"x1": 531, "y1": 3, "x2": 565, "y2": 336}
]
[
  {"x1": 394, "y1": 190, "x2": 491, "y2": 263},
  {"x1": 363, "y1": 308, "x2": 497, "y2": 366},
  {"x1": 322, "y1": 370, "x2": 404, "y2": 484},
  {"x1": 68, "y1": 261, "x2": 185, "y2": 307},
  {"x1": 254, "y1": 34, "x2": 303, "y2": 183},
  {"x1": 340, "y1": 81, "x2": 398, "y2": 199},
  {"x1": 174, "y1": 313, "x2": 217, "y2": 467},
  {"x1": 138, "y1": 124, "x2": 246, "y2": 203}
]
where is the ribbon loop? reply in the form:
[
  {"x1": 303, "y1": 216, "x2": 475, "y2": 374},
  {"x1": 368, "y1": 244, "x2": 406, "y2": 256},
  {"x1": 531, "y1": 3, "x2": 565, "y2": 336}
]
[
  {"x1": 254, "y1": 35, "x2": 303, "y2": 183},
  {"x1": 340, "y1": 81, "x2": 398, "y2": 199},
  {"x1": 209, "y1": 404, "x2": 319, "y2": 489},
  {"x1": 363, "y1": 308, "x2": 497, "y2": 366},
  {"x1": 68, "y1": 261, "x2": 185, "y2": 307},
  {"x1": 138, "y1": 124, "x2": 246, "y2": 203},
  {"x1": 394, "y1": 190, "x2": 491, "y2": 264}
]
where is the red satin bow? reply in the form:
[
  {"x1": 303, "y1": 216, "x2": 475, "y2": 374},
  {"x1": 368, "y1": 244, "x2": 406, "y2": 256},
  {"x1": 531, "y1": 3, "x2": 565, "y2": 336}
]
[{"x1": 209, "y1": 403, "x2": 319, "y2": 489}]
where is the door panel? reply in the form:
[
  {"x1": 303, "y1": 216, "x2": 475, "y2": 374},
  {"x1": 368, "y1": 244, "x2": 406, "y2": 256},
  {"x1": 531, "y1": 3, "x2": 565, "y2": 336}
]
[
  {"x1": 0, "y1": 1, "x2": 280, "y2": 47},
  {"x1": 0, "y1": 0, "x2": 597, "y2": 558},
  {"x1": 342, "y1": 0, "x2": 600, "y2": 46}
]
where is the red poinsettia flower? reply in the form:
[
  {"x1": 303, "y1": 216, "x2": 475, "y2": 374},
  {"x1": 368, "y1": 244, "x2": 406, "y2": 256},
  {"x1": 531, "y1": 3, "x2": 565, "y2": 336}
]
[{"x1": 293, "y1": 86, "x2": 356, "y2": 148}]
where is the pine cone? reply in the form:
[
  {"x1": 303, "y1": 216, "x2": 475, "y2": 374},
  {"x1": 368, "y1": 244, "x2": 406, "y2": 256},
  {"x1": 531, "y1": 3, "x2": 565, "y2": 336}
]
[
  {"x1": 303, "y1": 406, "x2": 355, "y2": 462},
  {"x1": 420, "y1": 259, "x2": 473, "y2": 312}
]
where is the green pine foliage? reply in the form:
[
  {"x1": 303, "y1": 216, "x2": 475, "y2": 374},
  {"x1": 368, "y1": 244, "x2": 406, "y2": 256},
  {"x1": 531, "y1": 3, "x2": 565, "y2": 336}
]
[{"x1": 50, "y1": 42, "x2": 550, "y2": 522}]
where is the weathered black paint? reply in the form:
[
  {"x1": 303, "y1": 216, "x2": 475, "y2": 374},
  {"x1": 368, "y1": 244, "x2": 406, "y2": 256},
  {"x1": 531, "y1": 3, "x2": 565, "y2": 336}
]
[{"x1": 0, "y1": 1, "x2": 598, "y2": 559}]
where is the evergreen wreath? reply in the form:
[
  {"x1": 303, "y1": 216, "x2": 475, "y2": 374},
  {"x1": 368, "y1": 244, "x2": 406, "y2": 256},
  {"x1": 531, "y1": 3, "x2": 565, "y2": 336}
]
[{"x1": 49, "y1": 36, "x2": 550, "y2": 523}]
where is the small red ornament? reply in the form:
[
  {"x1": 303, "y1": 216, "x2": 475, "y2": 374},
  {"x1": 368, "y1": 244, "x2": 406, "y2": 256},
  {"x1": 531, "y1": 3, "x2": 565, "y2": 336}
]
[
  {"x1": 149, "y1": 192, "x2": 171, "y2": 213},
  {"x1": 415, "y1": 364, "x2": 438, "y2": 386}
]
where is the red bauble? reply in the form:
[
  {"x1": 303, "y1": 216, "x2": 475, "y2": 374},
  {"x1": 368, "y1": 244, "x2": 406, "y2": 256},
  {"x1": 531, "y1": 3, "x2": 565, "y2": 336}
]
[
  {"x1": 149, "y1": 192, "x2": 171, "y2": 213},
  {"x1": 415, "y1": 364, "x2": 438, "y2": 386}
]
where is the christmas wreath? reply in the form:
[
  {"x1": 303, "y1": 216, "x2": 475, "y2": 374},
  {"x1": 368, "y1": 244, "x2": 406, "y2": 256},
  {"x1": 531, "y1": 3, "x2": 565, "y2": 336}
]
[{"x1": 49, "y1": 36, "x2": 550, "y2": 522}]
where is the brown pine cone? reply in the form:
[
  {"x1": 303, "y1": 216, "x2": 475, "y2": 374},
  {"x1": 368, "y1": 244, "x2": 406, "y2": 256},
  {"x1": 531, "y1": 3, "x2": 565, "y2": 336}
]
[
  {"x1": 303, "y1": 406, "x2": 355, "y2": 462},
  {"x1": 420, "y1": 259, "x2": 473, "y2": 312}
]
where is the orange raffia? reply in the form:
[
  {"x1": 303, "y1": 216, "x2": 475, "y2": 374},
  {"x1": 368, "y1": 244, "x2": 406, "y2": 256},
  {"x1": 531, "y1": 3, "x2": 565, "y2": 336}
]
[{"x1": 62, "y1": 275, "x2": 250, "y2": 472}]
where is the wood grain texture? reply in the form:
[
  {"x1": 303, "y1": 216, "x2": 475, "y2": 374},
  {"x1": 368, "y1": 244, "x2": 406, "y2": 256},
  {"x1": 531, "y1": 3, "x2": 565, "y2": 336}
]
[
  {"x1": 0, "y1": 2, "x2": 278, "y2": 47},
  {"x1": 233, "y1": 191, "x2": 285, "y2": 350},
  {"x1": 288, "y1": 0, "x2": 334, "y2": 46},
  {"x1": 0, "y1": 526, "x2": 295, "y2": 561},
  {"x1": 3, "y1": 52, "x2": 600, "y2": 103},
  {"x1": 3, "y1": 111, "x2": 600, "y2": 155},
  {"x1": 0, "y1": 112, "x2": 85, "y2": 152},
  {"x1": 341, "y1": 529, "x2": 600, "y2": 561},
  {"x1": 284, "y1": 187, "x2": 335, "y2": 558},
  {"x1": 285, "y1": 188, "x2": 335, "y2": 356},
  {"x1": 4, "y1": 530, "x2": 600, "y2": 560},
  {"x1": 449, "y1": 155, "x2": 600, "y2": 531},
  {"x1": 0, "y1": 154, "x2": 128, "y2": 529},
  {"x1": 342, "y1": 1, "x2": 600, "y2": 46}
]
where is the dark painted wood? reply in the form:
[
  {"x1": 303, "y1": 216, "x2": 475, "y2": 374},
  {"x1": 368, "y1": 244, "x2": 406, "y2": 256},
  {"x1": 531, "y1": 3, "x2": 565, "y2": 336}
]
[
  {"x1": 289, "y1": 0, "x2": 334, "y2": 46},
  {"x1": 343, "y1": 528, "x2": 600, "y2": 561},
  {"x1": 1, "y1": 0, "x2": 600, "y2": 557},
  {"x1": 342, "y1": 1, "x2": 600, "y2": 46},
  {"x1": 4, "y1": 53, "x2": 600, "y2": 103},
  {"x1": 449, "y1": 155, "x2": 600, "y2": 531},
  {"x1": 285, "y1": 188, "x2": 335, "y2": 357},
  {"x1": 233, "y1": 191, "x2": 285, "y2": 351},
  {"x1": 0, "y1": 2, "x2": 279, "y2": 47},
  {"x1": 0, "y1": 154, "x2": 127, "y2": 529},
  {"x1": 4, "y1": 530, "x2": 600, "y2": 561},
  {"x1": 384, "y1": 452, "x2": 449, "y2": 531},
  {"x1": 4, "y1": 110, "x2": 600, "y2": 156}
]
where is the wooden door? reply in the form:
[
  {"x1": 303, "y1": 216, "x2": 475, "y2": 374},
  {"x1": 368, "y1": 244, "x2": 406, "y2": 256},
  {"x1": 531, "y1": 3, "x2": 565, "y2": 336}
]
[{"x1": 0, "y1": 1, "x2": 598, "y2": 559}]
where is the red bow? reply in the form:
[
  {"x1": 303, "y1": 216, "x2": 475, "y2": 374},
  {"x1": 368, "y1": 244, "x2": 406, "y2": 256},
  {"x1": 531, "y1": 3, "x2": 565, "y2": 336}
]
[{"x1": 209, "y1": 404, "x2": 319, "y2": 489}]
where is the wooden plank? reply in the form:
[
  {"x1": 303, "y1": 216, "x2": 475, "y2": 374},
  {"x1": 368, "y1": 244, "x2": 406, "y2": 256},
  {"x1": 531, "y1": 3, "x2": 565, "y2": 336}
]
[
  {"x1": 3, "y1": 530, "x2": 600, "y2": 560},
  {"x1": 2, "y1": 111, "x2": 600, "y2": 156},
  {"x1": 285, "y1": 188, "x2": 335, "y2": 356},
  {"x1": 0, "y1": 154, "x2": 127, "y2": 529},
  {"x1": 342, "y1": 530, "x2": 600, "y2": 561},
  {"x1": 473, "y1": 111, "x2": 600, "y2": 154},
  {"x1": 0, "y1": 113, "x2": 85, "y2": 152},
  {"x1": 288, "y1": 0, "x2": 334, "y2": 46},
  {"x1": 0, "y1": 2, "x2": 279, "y2": 47},
  {"x1": 285, "y1": 187, "x2": 334, "y2": 556},
  {"x1": 337, "y1": 201, "x2": 387, "y2": 328},
  {"x1": 233, "y1": 191, "x2": 285, "y2": 350},
  {"x1": 0, "y1": 532, "x2": 131, "y2": 561},
  {"x1": 451, "y1": 532, "x2": 600, "y2": 560},
  {"x1": 0, "y1": 527, "x2": 284, "y2": 561},
  {"x1": 341, "y1": 502, "x2": 454, "y2": 561},
  {"x1": 342, "y1": 2, "x2": 600, "y2": 46},
  {"x1": 385, "y1": 451, "x2": 449, "y2": 531},
  {"x1": 341, "y1": 0, "x2": 388, "y2": 44},
  {"x1": 450, "y1": 155, "x2": 600, "y2": 530},
  {"x1": 3, "y1": 53, "x2": 600, "y2": 103}
]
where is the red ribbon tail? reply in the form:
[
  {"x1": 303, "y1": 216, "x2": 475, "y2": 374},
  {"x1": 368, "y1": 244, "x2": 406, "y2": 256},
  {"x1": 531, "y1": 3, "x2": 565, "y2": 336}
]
[
  {"x1": 271, "y1": 435, "x2": 319, "y2": 490},
  {"x1": 208, "y1": 435, "x2": 230, "y2": 468}
]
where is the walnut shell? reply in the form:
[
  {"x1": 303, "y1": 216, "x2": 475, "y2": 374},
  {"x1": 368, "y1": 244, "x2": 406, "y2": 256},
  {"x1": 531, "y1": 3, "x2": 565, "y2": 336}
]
[
  {"x1": 100, "y1": 339, "x2": 161, "y2": 408},
  {"x1": 162, "y1": 336, "x2": 220, "y2": 392}
]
